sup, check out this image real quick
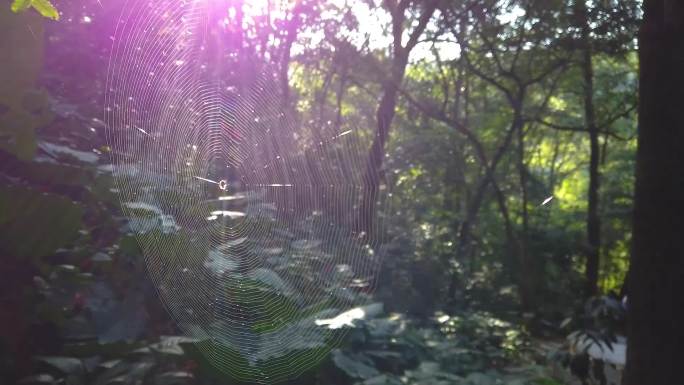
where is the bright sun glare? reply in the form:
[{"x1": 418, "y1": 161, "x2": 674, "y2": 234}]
[{"x1": 206, "y1": 0, "x2": 289, "y2": 18}]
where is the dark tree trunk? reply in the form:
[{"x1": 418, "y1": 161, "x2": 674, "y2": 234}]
[
  {"x1": 357, "y1": 55, "x2": 407, "y2": 237},
  {"x1": 279, "y1": 4, "x2": 302, "y2": 112},
  {"x1": 624, "y1": 1, "x2": 684, "y2": 384},
  {"x1": 516, "y1": 114, "x2": 535, "y2": 310},
  {"x1": 578, "y1": 0, "x2": 601, "y2": 298},
  {"x1": 357, "y1": 1, "x2": 437, "y2": 237},
  {"x1": 363, "y1": 56, "x2": 407, "y2": 190}
]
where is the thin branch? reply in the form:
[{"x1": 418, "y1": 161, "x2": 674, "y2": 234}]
[
  {"x1": 463, "y1": 50, "x2": 515, "y2": 105},
  {"x1": 597, "y1": 102, "x2": 637, "y2": 130},
  {"x1": 533, "y1": 118, "x2": 631, "y2": 140},
  {"x1": 478, "y1": 28, "x2": 520, "y2": 84},
  {"x1": 398, "y1": 86, "x2": 489, "y2": 163},
  {"x1": 432, "y1": 45, "x2": 451, "y2": 114},
  {"x1": 523, "y1": 57, "x2": 569, "y2": 87}
]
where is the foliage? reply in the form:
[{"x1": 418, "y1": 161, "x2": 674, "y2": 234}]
[
  {"x1": 551, "y1": 295, "x2": 627, "y2": 385},
  {"x1": 0, "y1": 0, "x2": 642, "y2": 384},
  {"x1": 12, "y1": 307, "x2": 564, "y2": 385},
  {"x1": 10, "y1": 0, "x2": 59, "y2": 20},
  {"x1": 326, "y1": 310, "x2": 558, "y2": 385},
  {"x1": 0, "y1": 186, "x2": 82, "y2": 258}
]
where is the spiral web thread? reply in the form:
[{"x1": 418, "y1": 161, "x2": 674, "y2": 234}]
[{"x1": 105, "y1": 0, "x2": 388, "y2": 382}]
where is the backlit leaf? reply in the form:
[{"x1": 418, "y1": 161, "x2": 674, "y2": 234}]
[
  {"x1": 10, "y1": 0, "x2": 32, "y2": 13},
  {"x1": 31, "y1": 0, "x2": 59, "y2": 20}
]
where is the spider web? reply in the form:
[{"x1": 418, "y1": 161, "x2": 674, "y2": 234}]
[{"x1": 105, "y1": 0, "x2": 388, "y2": 382}]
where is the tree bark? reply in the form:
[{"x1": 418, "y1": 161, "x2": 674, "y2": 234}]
[
  {"x1": 358, "y1": 54, "x2": 407, "y2": 237},
  {"x1": 516, "y1": 112, "x2": 535, "y2": 310},
  {"x1": 577, "y1": 0, "x2": 602, "y2": 298},
  {"x1": 279, "y1": 3, "x2": 303, "y2": 112},
  {"x1": 358, "y1": 1, "x2": 437, "y2": 237},
  {"x1": 363, "y1": 54, "x2": 407, "y2": 191},
  {"x1": 624, "y1": 1, "x2": 684, "y2": 384}
]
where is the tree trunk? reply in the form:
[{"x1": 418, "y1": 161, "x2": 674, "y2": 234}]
[
  {"x1": 624, "y1": 1, "x2": 684, "y2": 384},
  {"x1": 516, "y1": 114, "x2": 535, "y2": 310},
  {"x1": 358, "y1": 53, "x2": 407, "y2": 237},
  {"x1": 578, "y1": 0, "x2": 601, "y2": 298},
  {"x1": 279, "y1": 4, "x2": 302, "y2": 112},
  {"x1": 357, "y1": 1, "x2": 437, "y2": 237},
  {"x1": 365, "y1": 57, "x2": 406, "y2": 186}
]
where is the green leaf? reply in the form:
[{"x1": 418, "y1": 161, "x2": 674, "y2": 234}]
[
  {"x1": 21, "y1": 161, "x2": 91, "y2": 186},
  {"x1": 464, "y1": 372, "x2": 498, "y2": 385},
  {"x1": 10, "y1": 0, "x2": 59, "y2": 20},
  {"x1": 361, "y1": 375, "x2": 403, "y2": 385},
  {"x1": 153, "y1": 371, "x2": 194, "y2": 385},
  {"x1": 31, "y1": 0, "x2": 59, "y2": 20},
  {"x1": 0, "y1": 6, "x2": 43, "y2": 103},
  {"x1": 0, "y1": 90, "x2": 52, "y2": 161},
  {"x1": 34, "y1": 356, "x2": 84, "y2": 375},
  {"x1": 331, "y1": 350, "x2": 379, "y2": 380},
  {"x1": 10, "y1": 0, "x2": 32, "y2": 13},
  {"x1": 0, "y1": 8, "x2": 51, "y2": 161},
  {"x1": 148, "y1": 336, "x2": 199, "y2": 356},
  {"x1": 0, "y1": 107, "x2": 37, "y2": 160},
  {"x1": 17, "y1": 374, "x2": 56, "y2": 385},
  {"x1": 0, "y1": 187, "x2": 82, "y2": 258}
]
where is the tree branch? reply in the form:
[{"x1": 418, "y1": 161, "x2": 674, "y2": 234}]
[
  {"x1": 405, "y1": 1, "x2": 439, "y2": 52},
  {"x1": 533, "y1": 118, "x2": 631, "y2": 140}
]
